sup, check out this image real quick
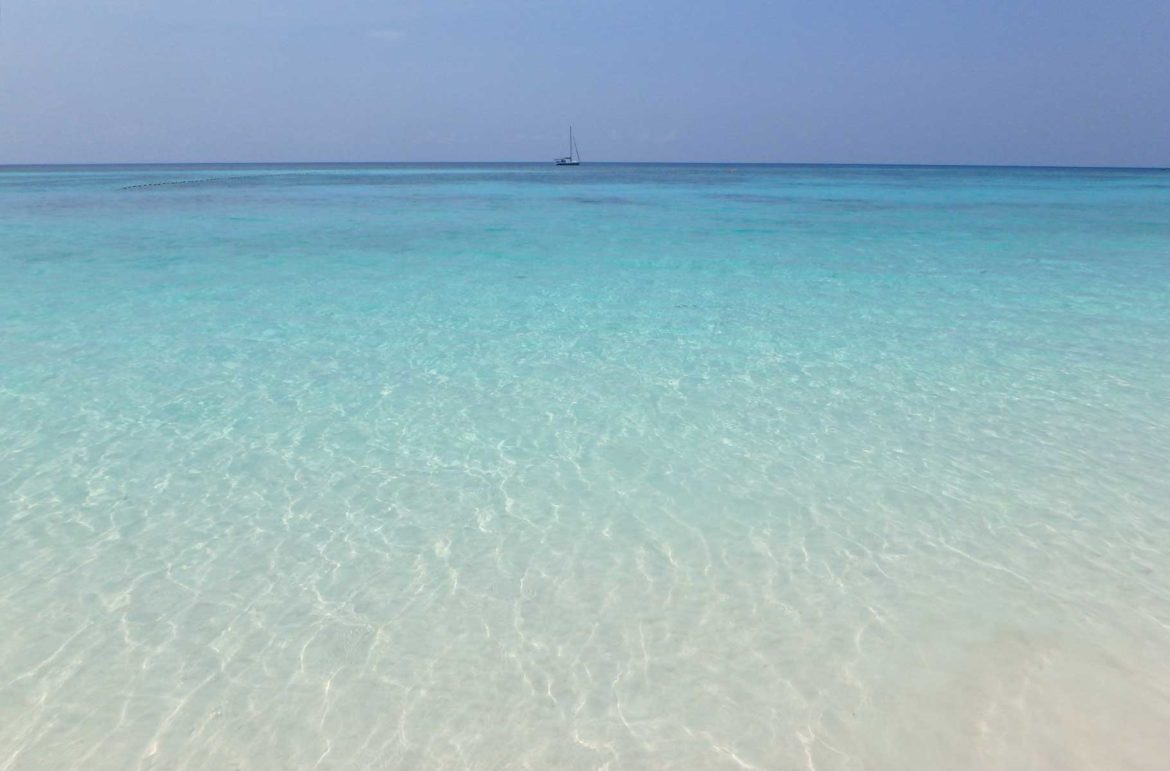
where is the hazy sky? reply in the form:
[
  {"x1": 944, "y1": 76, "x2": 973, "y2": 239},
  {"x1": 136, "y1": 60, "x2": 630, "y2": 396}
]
[{"x1": 1, "y1": 0, "x2": 1168, "y2": 165}]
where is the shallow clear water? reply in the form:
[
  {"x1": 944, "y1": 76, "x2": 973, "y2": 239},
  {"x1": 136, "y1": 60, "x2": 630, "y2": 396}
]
[{"x1": 2, "y1": 163, "x2": 1170, "y2": 770}]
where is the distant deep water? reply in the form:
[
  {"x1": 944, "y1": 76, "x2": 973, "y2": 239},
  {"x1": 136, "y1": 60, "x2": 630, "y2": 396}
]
[{"x1": 2, "y1": 163, "x2": 1170, "y2": 770}]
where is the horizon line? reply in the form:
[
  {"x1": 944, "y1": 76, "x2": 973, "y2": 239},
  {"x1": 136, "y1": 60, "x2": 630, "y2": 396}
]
[{"x1": 3, "y1": 160, "x2": 1169, "y2": 172}]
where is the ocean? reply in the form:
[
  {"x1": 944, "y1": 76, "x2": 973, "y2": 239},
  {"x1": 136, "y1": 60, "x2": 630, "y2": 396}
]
[{"x1": 2, "y1": 163, "x2": 1169, "y2": 769}]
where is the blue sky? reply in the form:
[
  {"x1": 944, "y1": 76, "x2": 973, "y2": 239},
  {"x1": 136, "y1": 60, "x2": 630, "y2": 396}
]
[{"x1": 1, "y1": 0, "x2": 1167, "y2": 165}]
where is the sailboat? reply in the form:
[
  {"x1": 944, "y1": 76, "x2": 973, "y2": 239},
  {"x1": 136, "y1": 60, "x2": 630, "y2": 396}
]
[{"x1": 554, "y1": 127, "x2": 581, "y2": 166}]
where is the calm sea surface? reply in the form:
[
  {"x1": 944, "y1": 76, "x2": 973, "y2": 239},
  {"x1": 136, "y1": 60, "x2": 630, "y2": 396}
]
[{"x1": 2, "y1": 164, "x2": 1169, "y2": 770}]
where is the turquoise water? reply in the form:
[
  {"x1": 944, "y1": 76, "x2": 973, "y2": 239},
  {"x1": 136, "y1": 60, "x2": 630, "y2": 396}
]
[{"x1": 2, "y1": 164, "x2": 1170, "y2": 770}]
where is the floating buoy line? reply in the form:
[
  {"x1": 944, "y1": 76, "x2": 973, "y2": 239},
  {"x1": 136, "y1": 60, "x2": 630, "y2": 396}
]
[{"x1": 120, "y1": 174, "x2": 264, "y2": 191}]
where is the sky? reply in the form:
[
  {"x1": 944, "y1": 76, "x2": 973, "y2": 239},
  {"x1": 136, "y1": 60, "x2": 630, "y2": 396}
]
[{"x1": 1, "y1": 0, "x2": 1168, "y2": 165}]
